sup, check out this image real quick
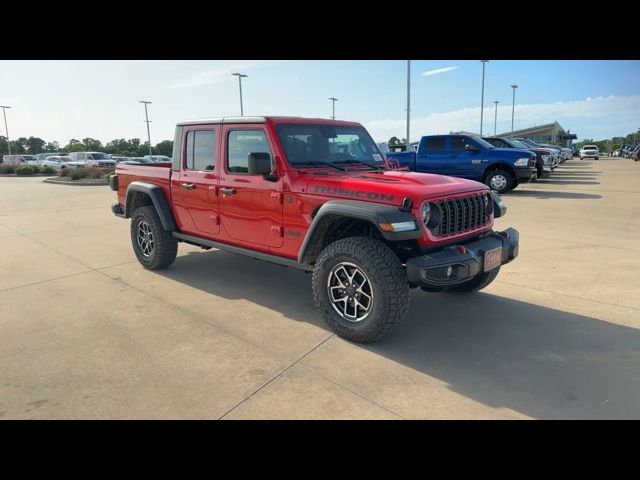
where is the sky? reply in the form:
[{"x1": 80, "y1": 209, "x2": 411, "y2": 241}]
[{"x1": 1, "y1": 60, "x2": 639, "y2": 145}]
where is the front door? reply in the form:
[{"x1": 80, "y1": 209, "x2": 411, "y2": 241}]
[
  {"x1": 218, "y1": 126, "x2": 284, "y2": 248},
  {"x1": 171, "y1": 127, "x2": 220, "y2": 237},
  {"x1": 448, "y1": 135, "x2": 480, "y2": 178}
]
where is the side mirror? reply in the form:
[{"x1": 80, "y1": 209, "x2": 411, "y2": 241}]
[
  {"x1": 465, "y1": 144, "x2": 479, "y2": 152},
  {"x1": 247, "y1": 152, "x2": 274, "y2": 177}
]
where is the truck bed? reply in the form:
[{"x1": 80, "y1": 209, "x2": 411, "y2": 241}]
[{"x1": 114, "y1": 163, "x2": 172, "y2": 207}]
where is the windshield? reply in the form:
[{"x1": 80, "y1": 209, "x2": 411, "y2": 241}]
[
  {"x1": 275, "y1": 123, "x2": 384, "y2": 167},
  {"x1": 467, "y1": 135, "x2": 495, "y2": 149},
  {"x1": 511, "y1": 139, "x2": 530, "y2": 149},
  {"x1": 90, "y1": 153, "x2": 109, "y2": 160}
]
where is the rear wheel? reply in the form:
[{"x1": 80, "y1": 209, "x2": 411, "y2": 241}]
[
  {"x1": 485, "y1": 169, "x2": 513, "y2": 194},
  {"x1": 130, "y1": 205, "x2": 178, "y2": 270},
  {"x1": 312, "y1": 236, "x2": 409, "y2": 343}
]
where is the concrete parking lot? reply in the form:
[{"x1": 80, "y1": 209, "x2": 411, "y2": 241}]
[{"x1": 1, "y1": 157, "x2": 639, "y2": 419}]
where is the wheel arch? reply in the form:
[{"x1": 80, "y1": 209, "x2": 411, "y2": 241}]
[
  {"x1": 298, "y1": 200, "x2": 421, "y2": 265},
  {"x1": 125, "y1": 181, "x2": 176, "y2": 231},
  {"x1": 483, "y1": 163, "x2": 516, "y2": 182}
]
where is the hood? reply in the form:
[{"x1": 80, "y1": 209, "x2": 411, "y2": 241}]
[
  {"x1": 492, "y1": 147, "x2": 534, "y2": 158},
  {"x1": 303, "y1": 169, "x2": 488, "y2": 206}
]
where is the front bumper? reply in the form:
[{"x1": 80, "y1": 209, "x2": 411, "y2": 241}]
[
  {"x1": 515, "y1": 167, "x2": 537, "y2": 183},
  {"x1": 406, "y1": 228, "x2": 519, "y2": 287}
]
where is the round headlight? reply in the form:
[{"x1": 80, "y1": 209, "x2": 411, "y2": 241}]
[{"x1": 420, "y1": 202, "x2": 431, "y2": 225}]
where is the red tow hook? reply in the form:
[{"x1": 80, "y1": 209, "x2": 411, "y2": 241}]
[
  {"x1": 500, "y1": 230, "x2": 511, "y2": 239},
  {"x1": 457, "y1": 245, "x2": 467, "y2": 254}
]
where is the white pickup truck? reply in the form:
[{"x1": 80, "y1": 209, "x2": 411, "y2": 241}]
[{"x1": 579, "y1": 145, "x2": 600, "y2": 160}]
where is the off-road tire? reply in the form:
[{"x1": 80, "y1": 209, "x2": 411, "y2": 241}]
[
  {"x1": 446, "y1": 266, "x2": 500, "y2": 293},
  {"x1": 130, "y1": 206, "x2": 178, "y2": 270},
  {"x1": 312, "y1": 236, "x2": 409, "y2": 343},
  {"x1": 485, "y1": 169, "x2": 514, "y2": 194}
]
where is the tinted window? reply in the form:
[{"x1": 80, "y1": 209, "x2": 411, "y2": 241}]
[
  {"x1": 450, "y1": 136, "x2": 468, "y2": 151},
  {"x1": 185, "y1": 130, "x2": 216, "y2": 171},
  {"x1": 485, "y1": 138, "x2": 504, "y2": 148},
  {"x1": 227, "y1": 130, "x2": 272, "y2": 174},
  {"x1": 422, "y1": 136, "x2": 446, "y2": 152}
]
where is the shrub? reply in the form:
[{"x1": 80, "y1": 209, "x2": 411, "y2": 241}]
[
  {"x1": 31, "y1": 165, "x2": 41, "y2": 173},
  {"x1": 16, "y1": 166, "x2": 35, "y2": 175},
  {"x1": 70, "y1": 167, "x2": 89, "y2": 180},
  {"x1": 59, "y1": 167, "x2": 71, "y2": 177},
  {"x1": 0, "y1": 164, "x2": 16, "y2": 174},
  {"x1": 87, "y1": 167, "x2": 104, "y2": 179},
  {"x1": 41, "y1": 166, "x2": 56, "y2": 175}
]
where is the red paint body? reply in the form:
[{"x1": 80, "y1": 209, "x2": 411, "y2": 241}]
[{"x1": 115, "y1": 117, "x2": 494, "y2": 260}]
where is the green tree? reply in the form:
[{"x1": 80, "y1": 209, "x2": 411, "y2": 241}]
[
  {"x1": 64, "y1": 139, "x2": 86, "y2": 152},
  {"x1": 26, "y1": 136, "x2": 46, "y2": 154},
  {"x1": 82, "y1": 138, "x2": 103, "y2": 151},
  {"x1": 10, "y1": 138, "x2": 28, "y2": 154},
  {"x1": 154, "y1": 140, "x2": 173, "y2": 157},
  {"x1": 44, "y1": 141, "x2": 60, "y2": 152},
  {"x1": 0, "y1": 136, "x2": 8, "y2": 157},
  {"x1": 388, "y1": 136, "x2": 401, "y2": 147}
]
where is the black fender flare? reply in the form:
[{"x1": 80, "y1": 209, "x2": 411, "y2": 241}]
[
  {"x1": 298, "y1": 200, "x2": 421, "y2": 264},
  {"x1": 125, "y1": 181, "x2": 177, "y2": 231}
]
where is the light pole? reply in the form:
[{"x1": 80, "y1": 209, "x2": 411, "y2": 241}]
[
  {"x1": 231, "y1": 73, "x2": 248, "y2": 116},
  {"x1": 510, "y1": 84, "x2": 519, "y2": 137},
  {"x1": 406, "y1": 60, "x2": 411, "y2": 151},
  {"x1": 139, "y1": 101, "x2": 153, "y2": 157},
  {"x1": 480, "y1": 60, "x2": 489, "y2": 136},
  {"x1": 1, "y1": 105, "x2": 11, "y2": 155},
  {"x1": 493, "y1": 101, "x2": 499, "y2": 135},
  {"x1": 329, "y1": 97, "x2": 338, "y2": 120}
]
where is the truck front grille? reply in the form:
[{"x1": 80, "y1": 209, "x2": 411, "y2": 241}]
[{"x1": 432, "y1": 192, "x2": 492, "y2": 237}]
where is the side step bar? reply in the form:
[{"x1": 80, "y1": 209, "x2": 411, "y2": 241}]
[{"x1": 172, "y1": 232, "x2": 313, "y2": 272}]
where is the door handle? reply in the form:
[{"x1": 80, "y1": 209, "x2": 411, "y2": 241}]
[
  {"x1": 220, "y1": 187, "x2": 237, "y2": 195},
  {"x1": 181, "y1": 183, "x2": 197, "y2": 190}
]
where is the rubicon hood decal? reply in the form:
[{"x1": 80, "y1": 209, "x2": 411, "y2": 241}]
[{"x1": 313, "y1": 186, "x2": 395, "y2": 202}]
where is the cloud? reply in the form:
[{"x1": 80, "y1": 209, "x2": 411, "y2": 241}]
[
  {"x1": 170, "y1": 60, "x2": 285, "y2": 89},
  {"x1": 364, "y1": 94, "x2": 640, "y2": 142},
  {"x1": 421, "y1": 66, "x2": 459, "y2": 77}
]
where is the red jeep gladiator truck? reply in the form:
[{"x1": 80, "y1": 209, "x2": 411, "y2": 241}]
[{"x1": 110, "y1": 116, "x2": 519, "y2": 343}]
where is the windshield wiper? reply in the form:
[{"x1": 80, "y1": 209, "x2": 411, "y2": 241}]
[
  {"x1": 330, "y1": 159, "x2": 385, "y2": 172},
  {"x1": 290, "y1": 161, "x2": 346, "y2": 171}
]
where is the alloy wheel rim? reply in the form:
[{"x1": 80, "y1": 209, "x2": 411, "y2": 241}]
[
  {"x1": 327, "y1": 262, "x2": 374, "y2": 323},
  {"x1": 136, "y1": 221, "x2": 155, "y2": 257},
  {"x1": 490, "y1": 174, "x2": 507, "y2": 191}
]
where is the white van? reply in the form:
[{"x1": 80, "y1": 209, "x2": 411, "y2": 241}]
[{"x1": 2, "y1": 154, "x2": 37, "y2": 166}]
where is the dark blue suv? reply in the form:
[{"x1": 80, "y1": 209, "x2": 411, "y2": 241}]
[{"x1": 385, "y1": 134, "x2": 537, "y2": 193}]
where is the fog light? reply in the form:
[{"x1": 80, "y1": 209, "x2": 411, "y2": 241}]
[{"x1": 446, "y1": 266, "x2": 453, "y2": 278}]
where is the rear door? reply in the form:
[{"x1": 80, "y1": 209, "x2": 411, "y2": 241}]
[
  {"x1": 415, "y1": 136, "x2": 450, "y2": 174},
  {"x1": 171, "y1": 126, "x2": 221, "y2": 237},
  {"x1": 218, "y1": 125, "x2": 284, "y2": 248}
]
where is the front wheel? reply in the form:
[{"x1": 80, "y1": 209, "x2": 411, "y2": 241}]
[
  {"x1": 485, "y1": 169, "x2": 513, "y2": 194},
  {"x1": 312, "y1": 236, "x2": 409, "y2": 343},
  {"x1": 130, "y1": 206, "x2": 178, "y2": 270}
]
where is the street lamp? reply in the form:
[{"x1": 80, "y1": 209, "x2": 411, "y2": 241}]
[
  {"x1": 329, "y1": 97, "x2": 338, "y2": 120},
  {"x1": 510, "y1": 84, "x2": 519, "y2": 137},
  {"x1": 0, "y1": 105, "x2": 11, "y2": 155},
  {"x1": 406, "y1": 60, "x2": 411, "y2": 151},
  {"x1": 139, "y1": 101, "x2": 153, "y2": 157},
  {"x1": 231, "y1": 73, "x2": 248, "y2": 116},
  {"x1": 493, "y1": 101, "x2": 499, "y2": 135},
  {"x1": 480, "y1": 60, "x2": 489, "y2": 136}
]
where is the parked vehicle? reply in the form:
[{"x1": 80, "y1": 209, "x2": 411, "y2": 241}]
[
  {"x1": 109, "y1": 155, "x2": 129, "y2": 163},
  {"x1": 513, "y1": 138, "x2": 560, "y2": 168},
  {"x1": 110, "y1": 116, "x2": 520, "y2": 343},
  {"x1": 483, "y1": 136, "x2": 554, "y2": 179},
  {"x1": 143, "y1": 155, "x2": 172, "y2": 163},
  {"x1": 385, "y1": 134, "x2": 536, "y2": 194},
  {"x1": 34, "y1": 152, "x2": 67, "y2": 163},
  {"x1": 631, "y1": 146, "x2": 640, "y2": 161},
  {"x1": 579, "y1": 145, "x2": 600, "y2": 160},
  {"x1": 2, "y1": 154, "x2": 37, "y2": 166},
  {"x1": 120, "y1": 157, "x2": 154, "y2": 164},
  {"x1": 68, "y1": 151, "x2": 116, "y2": 169},
  {"x1": 540, "y1": 144, "x2": 569, "y2": 162},
  {"x1": 39, "y1": 155, "x2": 70, "y2": 171}
]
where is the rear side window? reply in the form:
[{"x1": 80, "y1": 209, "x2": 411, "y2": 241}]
[
  {"x1": 227, "y1": 130, "x2": 272, "y2": 174},
  {"x1": 485, "y1": 138, "x2": 504, "y2": 148},
  {"x1": 185, "y1": 129, "x2": 216, "y2": 171},
  {"x1": 422, "y1": 136, "x2": 446, "y2": 152}
]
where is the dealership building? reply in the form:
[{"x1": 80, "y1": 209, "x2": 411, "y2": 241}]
[
  {"x1": 496, "y1": 121, "x2": 577, "y2": 147},
  {"x1": 451, "y1": 121, "x2": 577, "y2": 147}
]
